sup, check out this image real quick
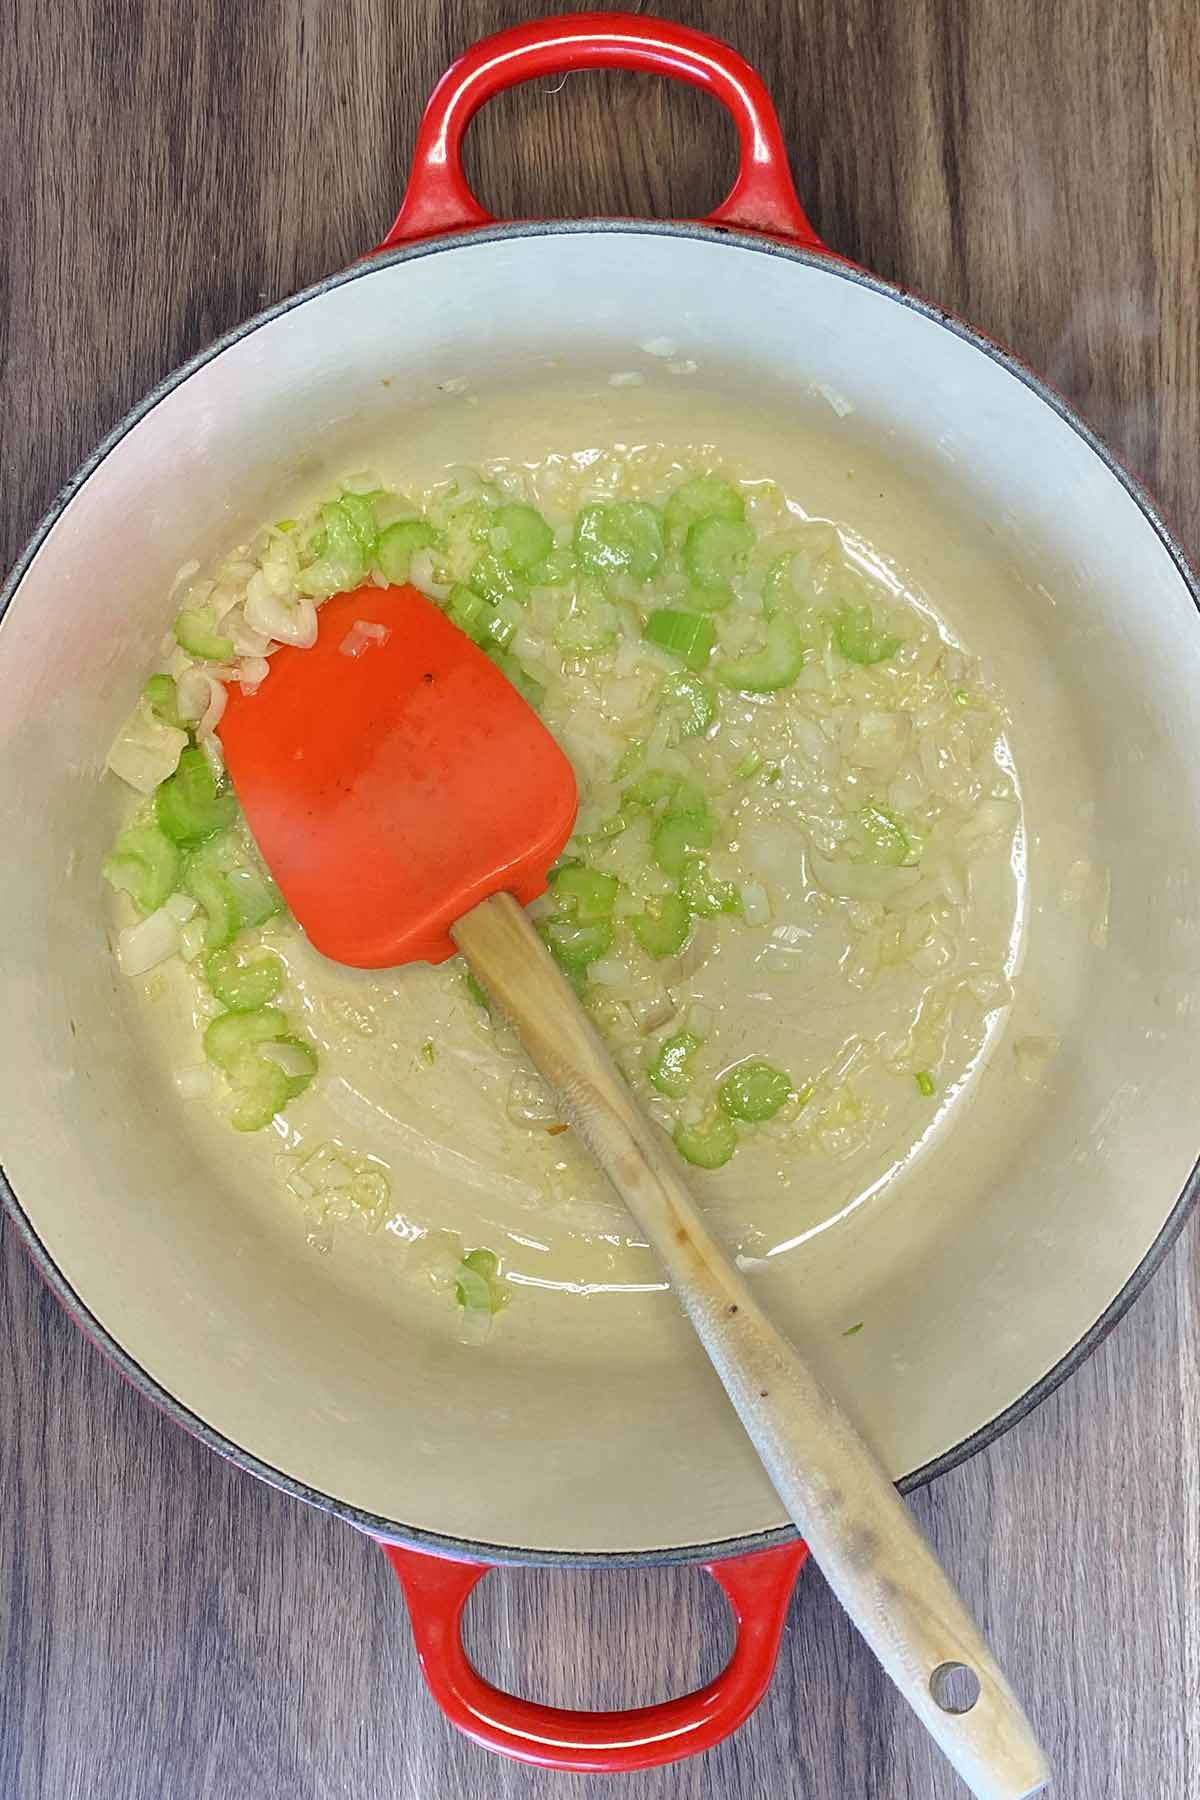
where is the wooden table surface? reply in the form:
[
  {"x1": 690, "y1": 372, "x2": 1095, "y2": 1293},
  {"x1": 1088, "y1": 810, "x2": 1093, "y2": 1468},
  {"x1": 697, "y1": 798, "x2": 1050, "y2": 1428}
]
[{"x1": 3, "y1": 2, "x2": 1199, "y2": 1795}]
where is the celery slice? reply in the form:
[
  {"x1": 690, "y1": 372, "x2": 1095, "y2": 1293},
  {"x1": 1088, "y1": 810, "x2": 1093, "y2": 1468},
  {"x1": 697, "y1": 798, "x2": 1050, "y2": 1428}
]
[
  {"x1": 144, "y1": 674, "x2": 186, "y2": 730},
  {"x1": 574, "y1": 501, "x2": 664, "y2": 582},
  {"x1": 549, "y1": 865, "x2": 619, "y2": 923},
  {"x1": 652, "y1": 803, "x2": 714, "y2": 877},
  {"x1": 660, "y1": 671, "x2": 717, "y2": 742},
  {"x1": 377, "y1": 518, "x2": 439, "y2": 583},
  {"x1": 456, "y1": 1247, "x2": 504, "y2": 1312},
  {"x1": 223, "y1": 861, "x2": 284, "y2": 929},
  {"x1": 468, "y1": 551, "x2": 526, "y2": 608},
  {"x1": 631, "y1": 892, "x2": 691, "y2": 959},
  {"x1": 493, "y1": 504, "x2": 554, "y2": 572},
  {"x1": 175, "y1": 607, "x2": 234, "y2": 662},
  {"x1": 227, "y1": 1049, "x2": 290, "y2": 1132},
  {"x1": 714, "y1": 614, "x2": 805, "y2": 692},
  {"x1": 833, "y1": 603, "x2": 900, "y2": 665},
  {"x1": 203, "y1": 1006, "x2": 289, "y2": 1070},
  {"x1": 155, "y1": 748, "x2": 237, "y2": 847},
  {"x1": 683, "y1": 516, "x2": 755, "y2": 598},
  {"x1": 642, "y1": 608, "x2": 716, "y2": 670},
  {"x1": 205, "y1": 945, "x2": 285, "y2": 1012},
  {"x1": 525, "y1": 545, "x2": 576, "y2": 586},
  {"x1": 674, "y1": 1113, "x2": 737, "y2": 1168},
  {"x1": 649, "y1": 1030, "x2": 702, "y2": 1098},
  {"x1": 298, "y1": 502, "x2": 367, "y2": 598},
  {"x1": 102, "y1": 823, "x2": 181, "y2": 914},
  {"x1": 447, "y1": 584, "x2": 521, "y2": 651},
  {"x1": 338, "y1": 491, "x2": 380, "y2": 559},
  {"x1": 486, "y1": 649, "x2": 545, "y2": 710},
  {"x1": 541, "y1": 918, "x2": 613, "y2": 986},
  {"x1": 719, "y1": 1060, "x2": 793, "y2": 1121},
  {"x1": 665, "y1": 476, "x2": 745, "y2": 537},
  {"x1": 916, "y1": 1069, "x2": 936, "y2": 1097},
  {"x1": 854, "y1": 803, "x2": 916, "y2": 866}
]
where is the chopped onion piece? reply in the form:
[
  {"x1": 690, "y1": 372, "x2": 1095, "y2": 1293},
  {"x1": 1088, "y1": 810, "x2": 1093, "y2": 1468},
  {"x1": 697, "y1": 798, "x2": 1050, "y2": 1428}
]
[
  {"x1": 117, "y1": 906, "x2": 181, "y2": 975},
  {"x1": 340, "y1": 619, "x2": 391, "y2": 659},
  {"x1": 238, "y1": 656, "x2": 270, "y2": 694},
  {"x1": 741, "y1": 881, "x2": 771, "y2": 925},
  {"x1": 164, "y1": 891, "x2": 199, "y2": 924},
  {"x1": 244, "y1": 572, "x2": 318, "y2": 647},
  {"x1": 106, "y1": 699, "x2": 187, "y2": 794}
]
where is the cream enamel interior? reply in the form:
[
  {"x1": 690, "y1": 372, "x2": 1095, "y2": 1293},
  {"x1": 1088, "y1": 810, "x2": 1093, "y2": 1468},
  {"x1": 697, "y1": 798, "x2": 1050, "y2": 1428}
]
[{"x1": 2, "y1": 229, "x2": 1198, "y2": 1558}]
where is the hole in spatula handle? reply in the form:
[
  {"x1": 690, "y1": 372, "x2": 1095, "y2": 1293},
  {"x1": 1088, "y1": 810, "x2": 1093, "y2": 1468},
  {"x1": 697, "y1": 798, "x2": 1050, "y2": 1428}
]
[{"x1": 930, "y1": 1660, "x2": 982, "y2": 1715}]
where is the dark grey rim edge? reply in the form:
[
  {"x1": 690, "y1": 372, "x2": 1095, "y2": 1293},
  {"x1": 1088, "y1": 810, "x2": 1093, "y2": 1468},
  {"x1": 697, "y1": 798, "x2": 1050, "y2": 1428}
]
[{"x1": 2, "y1": 218, "x2": 1199, "y2": 1569}]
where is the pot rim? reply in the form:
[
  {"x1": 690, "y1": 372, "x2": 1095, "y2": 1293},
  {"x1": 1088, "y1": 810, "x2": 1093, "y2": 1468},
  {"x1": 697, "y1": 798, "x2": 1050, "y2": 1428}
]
[{"x1": 3, "y1": 217, "x2": 1198, "y2": 1567}]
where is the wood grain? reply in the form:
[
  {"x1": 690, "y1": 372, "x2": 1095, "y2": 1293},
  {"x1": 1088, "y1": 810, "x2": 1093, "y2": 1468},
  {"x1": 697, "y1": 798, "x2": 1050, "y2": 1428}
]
[{"x1": 2, "y1": 3, "x2": 1199, "y2": 1798}]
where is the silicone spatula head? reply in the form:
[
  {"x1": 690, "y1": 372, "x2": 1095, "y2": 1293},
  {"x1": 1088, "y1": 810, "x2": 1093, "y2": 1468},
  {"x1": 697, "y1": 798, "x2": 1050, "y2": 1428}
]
[{"x1": 218, "y1": 584, "x2": 578, "y2": 968}]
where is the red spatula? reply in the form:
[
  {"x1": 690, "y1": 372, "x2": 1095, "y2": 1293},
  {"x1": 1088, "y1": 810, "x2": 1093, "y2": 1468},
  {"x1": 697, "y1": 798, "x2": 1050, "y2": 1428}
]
[{"x1": 219, "y1": 582, "x2": 1048, "y2": 1800}]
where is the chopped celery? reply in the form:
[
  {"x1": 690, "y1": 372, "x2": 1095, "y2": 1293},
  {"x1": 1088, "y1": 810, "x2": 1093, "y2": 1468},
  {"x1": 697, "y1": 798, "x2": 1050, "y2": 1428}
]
[
  {"x1": 298, "y1": 502, "x2": 367, "y2": 599},
  {"x1": 493, "y1": 503, "x2": 554, "y2": 572},
  {"x1": 525, "y1": 545, "x2": 576, "y2": 586},
  {"x1": 665, "y1": 475, "x2": 745, "y2": 537},
  {"x1": 205, "y1": 945, "x2": 284, "y2": 1012},
  {"x1": 227, "y1": 1049, "x2": 290, "y2": 1132},
  {"x1": 719, "y1": 1060, "x2": 793, "y2": 1121},
  {"x1": 267, "y1": 1035, "x2": 318, "y2": 1099},
  {"x1": 915, "y1": 1069, "x2": 936, "y2": 1097},
  {"x1": 575, "y1": 811, "x2": 627, "y2": 846},
  {"x1": 223, "y1": 861, "x2": 284, "y2": 929},
  {"x1": 549, "y1": 865, "x2": 619, "y2": 923},
  {"x1": 338, "y1": 490, "x2": 381, "y2": 558},
  {"x1": 855, "y1": 803, "x2": 916, "y2": 866},
  {"x1": 642, "y1": 607, "x2": 716, "y2": 670},
  {"x1": 674, "y1": 1113, "x2": 737, "y2": 1169},
  {"x1": 468, "y1": 551, "x2": 526, "y2": 608},
  {"x1": 464, "y1": 969, "x2": 492, "y2": 1013},
  {"x1": 680, "y1": 858, "x2": 741, "y2": 917},
  {"x1": 541, "y1": 917, "x2": 613, "y2": 986},
  {"x1": 421, "y1": 1039, "x2": 437, "y2": 1065},
  {"x1": 574, "y1": 501, "x2": 664, "y2": 582},
  {"x1": 714, "y1": 614, "x2": 805, "y2": 692},
  {"x1": 144, "y1": 674, "x2": 185, "y2": 730},
  {"x1": 377, "y1": 518, "x2": 440, "y2": 583},
  {"x1": 175, "y1": 606, "x2": 234, "y2": 662},
  {"x1": 683, "y1": 516, "x2": 755, "y2": 598},
  {"x1": 652, "y1": 800, "x2": 714, "y2": 877},
  {"x1": 203, "y1": 1006, "x2": 289, "y2": 1070},
  {"x1": 660, "y1": 671, "x2": 717, "y2": 741},
  {"x1": 649, "y1": 1030, "x2": 702, "y2": 1098},
  {"x1": 155, "y1": 748, "x2": 237, "y2": 847},
  {"x1": 181, "y1": 859, "x2": 239, "y2": 950},
  {"x1": 734, "y1": 751, "x2": 763, "y2": 779},
  {"x1": 833, "y1": 603, "x2": 900, "y2": 665},
  {"x1": 486, "y1": 649, "x2": 545, "y2": 710},
  {"x1": 456, "y1": 1247, "x2": 503, "y2": 1312},
  {"x1": 102, "y1": 822, "x2": 181, "y2": 913},
  {"x1": 623, "y1": 769, "x2": 682, "y2": 809},
  {"x1": 631, "y1": 892, "x2": 691, "y2": 959},
  {"x1": 447, "y1": 584, "x2": 521, "y2": 651}
]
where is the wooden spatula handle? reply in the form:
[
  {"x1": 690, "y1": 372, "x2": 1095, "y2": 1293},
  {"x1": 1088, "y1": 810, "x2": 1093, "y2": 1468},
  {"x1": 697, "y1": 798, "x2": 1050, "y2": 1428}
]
[{"x1": 452, "y1": 893, "x2": 1050, "y2": 1800}]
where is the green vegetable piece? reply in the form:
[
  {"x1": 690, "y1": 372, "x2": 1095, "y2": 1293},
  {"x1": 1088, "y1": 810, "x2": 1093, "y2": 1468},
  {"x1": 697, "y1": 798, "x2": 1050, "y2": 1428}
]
[
  {"x1": 298, "y1": 501, "x2": 368, "y2": 599},
  {"x1": 665, "y1": 475, "x2": 745, "y2": 537},
  {"x1": 680, "y1": 858, "x2": 742, "y2": 917},
  {"x1": 554, "y1": 602, "x2": 619, "y2": 656},
  {"x1": 843, "y1": 1320, "x2": 865, "y2": 1337},
  {"x1": 915, "y1": 1069, "x2": 936, "y2": 1097},
  {"x1": 549, "y1": 865, "x2": 619, "y2": 923},
  {"x1": 421, "y1": 1039, "x2": 437, "y2": 1065},
  {"x1": 447, "y1": 584, "x2": 521, "y2": 651},
  {"x1": 575, "y1": 811, "x2": 627, "y2": 846},
  {"x1": 155, "y1": 748, "x2": 237, "y2": 847},
  {"x1": 377, "y1": 517, "x2": 440, "y2": 583},
  {"x1": 144, "y1": 674, "x2": 185, "y2": 730},
  {"x1": 102, "y1": 822, "x2": 181, "y2": 914},
  {"x1": 203, "y1": 1006, "x2": 289, "y2": 1071},
  {"x1": 338, "y1": 491, "x2": 380, "y2": 558},
  {"x1": 833, "y1": 603, "x2": 901, "y2": 665},
  {"x1": 660, "y1": 671, "x2": 717, "y2": 742},
  {"x1": 734, "y1": 751, "x2": 763, "y2": 779},
  {"x1": 541, "y1": 917, "x2": 613, "y2": 985},
  {"x1": 574, "y1": 501, "x2": 664, "y2": 582},
  {"x1": 622, "y1": 769, "x2": 681, "y2": 810},
  {"x1": 651, "y1": 803, "x2": 714, "y2": 878},
  {"x1": 181, "y1": 861, "x2": 238, "y2": 950},
  {"x1": 493, "y1": 503, "x2": 554, "y2": 572},
  {"x1": 205, "y1": 945, "x2": 285, "y2": 1013},
  {"x1": 674, "y1": 1112, "x2": 737, "y2": 1169},
  {"x1": 525, "y1": 545, "x2": 576, "y2": 586},
  {"x1": 272, "y1": 1034, "x2": 319, "y2": 1099},
  {"x1": 456, "y1": 1247, "x2": 503, "y2": 1312},
  {"x1": 486, "y1": 649, "x2": 545, "y2": 710},
  {"x1": 174, "y1": 607, "x2": 234, "y2": 662},
  {"x1": 464, "y1": 969, "x2": 491, "y2": 1013},
  {"x1": 223, "y1": 861, "x2": 284, "y2": 929},
  {"x1": 683, "y1": 516, "x2": 755, "y2": 598},
  {"x1": 468, "y1": 551, "x2": 526, "y2": 608},
  {"x1": 855, "y1": 803, "x2": 915, "y2": 866},
  {"x1": 631, "y1": 892, "x2": 691, "y2": 959},
  {"x1": 719, "y1": 1060, "x2": 793, "y2": 1122},
  {"x1": 714, "y1": 614, "x2": 806, "y2": 692},
  {"x1": 227, "y1": 1050, "x2": 291, "y2": 1132},
  {"x1": 642, "y1": 607, "x2": 717, "y2": 670},
  {"x1": 649, "y1": 1030, "x2": 702, "y2": 1099}
]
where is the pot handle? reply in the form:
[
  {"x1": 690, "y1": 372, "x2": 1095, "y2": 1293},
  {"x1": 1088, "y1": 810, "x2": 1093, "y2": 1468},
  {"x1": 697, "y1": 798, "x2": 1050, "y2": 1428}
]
[
  {"x1": 380, "y1": 1538, "x2": 808, "y2": 1772},
  {"x1": 377, "y1": 13, "x2": 825, "y2": 252}
]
